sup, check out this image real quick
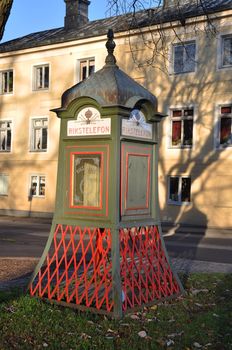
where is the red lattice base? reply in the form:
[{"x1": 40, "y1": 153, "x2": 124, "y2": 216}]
[
  {"x1": 30, "y1": 225, "x2": 113, "y2": 312},
  {"x1": 120, "y1": 226, "x2": 180, "y2": 311},
  {"x1": 30, "y1": 225, "x2": 181, "y2": 315}
]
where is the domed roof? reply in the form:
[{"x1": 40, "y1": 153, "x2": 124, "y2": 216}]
[{"x1": 60, "y1": 30, "x2": 157, "y2": 109}]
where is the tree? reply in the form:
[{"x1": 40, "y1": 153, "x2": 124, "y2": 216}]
[
  {"x1": 106, "y1": 0, "x2": 218, "y2": 70},
  {"x1": 0, "y1": 0, "x2": 13, "y2": 41}
]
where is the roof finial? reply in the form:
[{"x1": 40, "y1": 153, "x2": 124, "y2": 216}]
[{"x1": 105, "y1": 29, "x2": 117, "y2": 66}]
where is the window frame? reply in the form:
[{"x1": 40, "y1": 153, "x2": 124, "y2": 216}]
[
  {"x1": 0, "y1": 120, "x2": 12, "y2": 152},
  {"x1": 0, "y1": 69, "x2": 14, "y2": 95},
  {"x1": 29, "y1": 174, "x2": 46, "y2": 198},
  {"x1": 77, "y1": 58, "x2": 95, "y2": 82},
  {"x1": 169, "y1": 107, "x2": 194, "y2": 148},
  {"x1": 216, "y1": 104, "x2": 232, "y2": 148},
  {"x1": 30, "y1": 116, "x2": 48, "y2": 152},
  {"x1": 168, "y1": 175, "x2": 191, "y2": 205},
  {"x1": 171, "y1": 40, "x2": 196, "y2": 75},
  {"x1": 220, "y1": 34, "x2": 232, "y2": 69},
  {"x1": 0, "y1": 173, "x2": 9, "y2": 196},
  {"x1": 33, "y1": 64, "x2": 50, "y2": 91}
]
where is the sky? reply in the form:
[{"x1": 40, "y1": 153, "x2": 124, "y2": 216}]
[{"x1": 2, "y1": 0, "x2": 109, "y2": 43}]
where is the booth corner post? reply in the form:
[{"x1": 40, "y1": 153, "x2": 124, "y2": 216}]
[{"x1": 29, "y1": 29, "x2": 183, "y2": 318}]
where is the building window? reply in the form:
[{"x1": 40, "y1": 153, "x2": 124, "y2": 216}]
[
  {"x1": 33, "y1": 64, "x2": 49, "y2": 90},
  {"x1": 30, "y1": 175, "x2": 46, "y2": 197},
  {"x1": 217, "y1": 105, "x2": 232, "y2": 147},
  {"x1": 79, "y1": 59, "x2": 95, "y2": 81},
  {"x1": 168, "y1": 176, "x2": 191, "y2": 204},
  {"x1": 170, "y1": 108, "x2": 193, "y2": 147},
  {"x1": 0, "y1": 121, "x2": 12, "y2": 152},
  {"x1": 0, "y1": 70, "x2": 13, "y2": 94},
  {"x1": 221, "y1": 35, "x2": 232, "y2": 67},
  {"x1": 0, "y1": 174, "x2": 9, "y2": 196},
  {"x1": 30, "y1": 118, "x2": 48, "y2": 151},
  {"x1": 173, "y1": 42, "x2": 196, "y2": 74}
]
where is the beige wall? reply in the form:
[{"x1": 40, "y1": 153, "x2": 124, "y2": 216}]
[{"x1": 0, "y1": 11, "x2": 232, "y2": 227}]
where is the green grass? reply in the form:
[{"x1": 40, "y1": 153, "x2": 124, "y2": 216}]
[{"x1": 0, "y1": 274, "x2": 231, "y2": 350}]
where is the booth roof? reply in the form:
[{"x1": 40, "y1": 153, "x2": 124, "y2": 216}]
[{"x1": 0, "y1": 0, "x2": 231, "y2": 53}]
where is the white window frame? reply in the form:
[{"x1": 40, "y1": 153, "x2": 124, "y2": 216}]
[
  {"x1": 219, "y1": 34, "x2": 232, "y2": 69},
  {"x1": 215, "y1": 104, "x2": 232, "y2": 148},
  {"x1": 0, "y1": 120, "x2": 12, "y2": 152},
  {"x1": 0, "y1": 69, "x2": 13, "y2": 94},
  {"x1": 171, "y1": 41, "x2": 196, "y2": 75},
  {"x1": 0, "y1": 174, "x2": 9, "y2": 196},
  {"x1": 30, "y1": 116, "x2": 48, "y2": 152},
  {"x1": 77, "y1": 58, "x2": 95, "y2": 82},
  {"x1": 29, "y1": 175, "x2": 46, "y2": 198},
  {"x1": 33, "y1": 64, "x2": 50, "y2": 91},
  {"x1": 169, "y1": 107, "x2": 194, "y2": 148},
  {"x1": 168, "y1": 175, "x2": 191, "y2": 205}
]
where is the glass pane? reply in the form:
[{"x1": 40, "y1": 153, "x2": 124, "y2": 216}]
[
  {"x1": 0, "y1": 175, "x2": 8, "y2": 195},
  {"x1": 44, "y1": 66, "x2": 49, "y2": 88},
  {"x1": 3, "y1": 72, "x2": 8, "y2": 93},
  {"x1": 36, "y1": 67, "x2": 42, "y2": 89},
  {"x1": 220, "y1": 117, "x2": 231, "y2": 145},
  {"x1": 221, "y1": 106, "x2": 232, "y2": 114},
  {"x1": 184, "y1": 109, "x2": 194, "y2": 116},
  {"x1": 88, "y1": 62, "x2": 95, "y2": 76},
  {"x1": 31, "y1": 177, "x2": 37, "y2": 196},
  {"x1": 172, "y1": 120, "x2": 181, "y2": 146},
  {"x1": 8, "y1": 71, "x2": 13, "y2": 92},
  {"x1": 0, "y1": 131, "x2": 5, "y2": 150},
  {"x1": 81, "y1": 65, "x2": 87, "y2": 80},
  {"x1": 181, "y1": 177, "x2": 191, "y2": 202},
  {"x1": 42, "y1": 128, "x2": 47, "y2": 150},
  {"x1": 6, "y1": 129, "x2": 11, "y2": 151},
  {"x1": 183, "y1": 119, "x2": 193, "y2": 146},
  {"x1": 174, "y1": 45, "x2": 184, "y2": 73},
  {"x1": 169, "y1": 177, "x2": 179, "y2": 202},
  {"x1": 39, "y1": 176, "x2": 45, "y2": 196},
  {"x1": 223, "y1": 37, "x2": 232, "y2": 66},
  {"x1": 184, "y1": 43, "x2": 195, "y2": 72},
  {"x1": 34, "y1": 129, "x2": 41, "y2": 150},
  {"x1": 73, "y1": 154, "x2": 101, "y2": 207},
  {"x1": 172, "y1": 110, "x2": 182, "y2": 117}
]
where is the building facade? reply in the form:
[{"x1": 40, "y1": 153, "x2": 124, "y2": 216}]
[{"x1": 0, "y1": 0, "x2": 232, "y2": 228}]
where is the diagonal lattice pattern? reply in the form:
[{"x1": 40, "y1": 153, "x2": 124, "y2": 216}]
[
  {"x1": 30, "y1": 225, "x2": 113, "y2": 312},
  {"x1": 120, "y1": 226, "x2": 180, "y2": 311}
]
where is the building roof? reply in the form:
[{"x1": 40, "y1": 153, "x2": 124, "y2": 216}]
[{"x1": 0, "y1": 0, "x2": 231, "y2": 53}]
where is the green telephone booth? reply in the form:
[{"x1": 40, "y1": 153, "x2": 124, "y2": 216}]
[{"x1": 30, "y1": 30, "x2": 183, "y2": 318}]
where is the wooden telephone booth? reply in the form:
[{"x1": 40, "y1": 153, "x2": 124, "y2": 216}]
[{"x1": 30, "y1": 30, "x2": 183, "y2": 318}]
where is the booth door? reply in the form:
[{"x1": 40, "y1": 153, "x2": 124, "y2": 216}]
[{"x1": 121, "y1": 142, "x2": 153, "y2": 218}]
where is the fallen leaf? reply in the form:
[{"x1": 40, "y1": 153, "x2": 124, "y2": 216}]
[
  {"x1": 43, "y1": 343, "x2": 48, "y2": 348},
  {"x1": 193, "y1": 342, "x2": 202, "y2": 348},
  {"x1": 150, "y1": 305, "x2": 158, "y2": 311},
  {"x1": 166, "y1": 339, "x2": 174, "y2": 347},
  {"x1": 130, "y1": 314, "x2": 140, "y2": 320},
  {"x1": 138, "y1": 330, "x2": 147, "y2": 338}
]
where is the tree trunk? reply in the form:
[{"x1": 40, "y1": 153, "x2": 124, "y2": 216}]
[{"x1": 0, "y1": 0, "x2": 13, "y2": 41}]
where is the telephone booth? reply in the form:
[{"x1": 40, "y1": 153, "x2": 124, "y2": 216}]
[{"x1": 30, "y1": 30, "x2": 183, "y2": 318}]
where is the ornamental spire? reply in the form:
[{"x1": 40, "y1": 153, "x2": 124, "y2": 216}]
[{"x1": 105, "y1": 29, "x2": 117, "y2": 66}]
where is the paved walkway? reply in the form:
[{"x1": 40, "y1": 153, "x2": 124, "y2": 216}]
[{"x1": 0, "y1": 257, "x2": 231, "y2": 291}]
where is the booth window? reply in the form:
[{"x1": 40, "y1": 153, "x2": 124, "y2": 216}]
[
  {"x1": 30, "y1": 175, "x2": 46, "y2": 197},
  {"x1": 33, "y1": 64, "x2": 49, "y2": 90},
  {"x1": 0, "y1": 174, "x2": 9, "y2": 196},
  {"x1": 0, "y1": 70, "x2": 13, "y2": 94},
  {"x1": 217, "y1": 105, "x2": 232, "y2": 147},
  {"x1": 30, "y1": 117, "x2": 48, "y2": 152},
  {"x1": 0, "y1": 120, "x2": 12, "y2": 152},
  {"x1": 170, "y1": 108, "x2": 193, "y2": 147},
  {"x1": 221, "y1": 35, "x2": 232, "y2": 68},
  {"x1": 168, "y1": 176, "x2": 191, "y2": 204},
  {"x1": 173, "y1": 41, "x2": 196, "y2": 74},
  {"x1": 72, "y1": 153, "x2": 102, "y2": 208},
  {"x1": 79, "y1": 59, "x2": 95, "y2": 81}
]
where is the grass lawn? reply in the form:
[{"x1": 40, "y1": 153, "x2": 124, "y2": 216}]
[{"x1": 0, "y1": 273, "x2": 231, "y2": 350}]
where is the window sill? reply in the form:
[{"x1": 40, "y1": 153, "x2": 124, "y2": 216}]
[
  {"x1": 169, "y1": 70, "x2": 196, "y2": 76},
  {"x1": 29, "y1": 150, "x2": 47, "y2": 153},
  {"x1": 168, "y1": 201, "x2": 191, "y2": 206},
  {"x1": 168, "y1": 146, "x2": 193, "y2": 149}
]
